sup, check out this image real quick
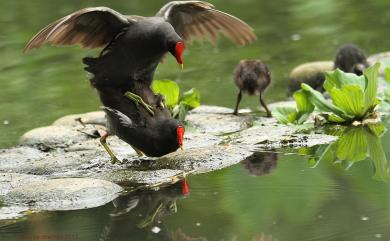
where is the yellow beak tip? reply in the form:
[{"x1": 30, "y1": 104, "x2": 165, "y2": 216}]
[{"x1": 180, "y1": 64, "x2": 184, "y2": 70}]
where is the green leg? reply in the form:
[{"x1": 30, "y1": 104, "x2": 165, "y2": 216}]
[
  {"x1": 131, "y1": 145, "x2": 144, "y2": 157},
  {"x1": 124, "y1": 91, "x2": 154, "y2": 116},
  {"x1": 100, "y1": 132, "x2": 120, "y2": 164}
]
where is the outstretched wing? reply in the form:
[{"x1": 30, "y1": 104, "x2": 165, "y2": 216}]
[
  {"x1": 101, "y1": 106, "x2": 134, "y2": 128},
  {"x1": 24, "y1": 7, "x2": 134, "y2": 52},
  {"x1": 156, "y1": 1, "x2": 256, "y2": 46}
]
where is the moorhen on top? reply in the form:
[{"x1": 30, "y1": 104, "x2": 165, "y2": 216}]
[
  {"x1": 288, "y1": 44, "x2": 370, "y2": 94},
  {"x1": 24, "y1": 1, "x2": 256, "y2": 96},
  {"x1": 233, "y1": 59, "x2": 272, "y2": 117}
]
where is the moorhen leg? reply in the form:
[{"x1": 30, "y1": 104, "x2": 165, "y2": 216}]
[
  {"x1": 100, "y1": 132, "x2": 120, "y2": 164},
  {"x1": 124, "y1": 91, "x2": 154, "y2": 116},
  {"x1": 233, "y1": 90, "x2": 242, "y2": 115},
  {"x1": 259, "y1": 93, "x2": 272, "y2": 117}
]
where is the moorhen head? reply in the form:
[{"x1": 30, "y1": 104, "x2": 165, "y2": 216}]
[
  {"x1": 233, "y1": 59, "x2": 272, "y2": 117},
  {"x1": 288, "y1": 44, "x2": 369, "y2": 94}
]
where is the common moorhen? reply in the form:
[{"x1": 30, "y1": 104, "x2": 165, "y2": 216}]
[
  {"x1": 233, "y1": 59, "x2": 271, "y2": 117},
  {"x1": 97, "y1": 86, "x2": 184, "y2": 163},
  {"x1": 24, "y1": 1, "x2": 256, "y2": 108},
  {"x1": 288, "y1": 44, "x2": 369, "y2": 94}
]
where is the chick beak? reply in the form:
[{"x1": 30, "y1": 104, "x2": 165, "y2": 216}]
[
  {"x1": 180, "y1": 144, "x2": 183, "y2": 150},
  {"x1": 180, "y1": 63, "x2": 184, "y2": 70}
]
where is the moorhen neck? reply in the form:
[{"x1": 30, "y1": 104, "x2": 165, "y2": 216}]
[{"x1": 233, "y1": 59, "x2": 272, "y2": 117}]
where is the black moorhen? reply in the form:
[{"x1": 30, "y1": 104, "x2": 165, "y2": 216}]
[
  {"x1": 97, "y1": 86, "x2": 184, "y2": 163},
  {"x1": 288, "y1": 44, "x2": 370, "y2": 94},
  {"x1": 233, "y1": 59, "x2": 271, "y2": 117}
]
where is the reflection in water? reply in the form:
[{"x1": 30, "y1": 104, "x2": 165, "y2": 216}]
[
  {"x1": 309, "y1": 123, "x2": 389, "y2": 181},
  {"x1": 100, "y1": 180, "x2": 190, "y2": 241},
  {"x1": 241, "y1": 152, "x2": 278, "y2": 176}
]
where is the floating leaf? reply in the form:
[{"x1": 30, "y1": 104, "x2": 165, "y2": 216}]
[
  {"x1": 363, "y1": 62, "x2": 380, "y2": 113},
  {"x1": 386, "y1": 68, "x2": 390, "y2": 84},
  {"x1": 329, "y1": 85, "x2": 364, "y2": 117},
  {"x1": 152, "y1": 79, "x2": 180, "y2": 110},
  {"x1": 272, "y1": 107, "x2": 298, "y2": 125},
  {"x1": 293, "y1": 89, "x2": 314, "y2": 114},
  {"x1": 301, "y1": 83, "x2": 352, "y2": 120}
]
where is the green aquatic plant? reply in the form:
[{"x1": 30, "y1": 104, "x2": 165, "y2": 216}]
[
  {"x1": 272, "y1": 89, "x2": 313, "y2": 125},
  {"x1": 301, "y1": 62, "x2": 381, "y2": 123},
  {"x1": 309, "y1": 123, "x2": 389, "y2": 181},
  {"x1": 152, "y1": 79, "x2": 200, "y2": 122}
]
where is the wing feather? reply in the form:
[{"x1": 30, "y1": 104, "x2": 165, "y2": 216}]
[
  {"x1": 156, "y1": 1, "x2": 256, "y2": 46},
  {"x1": 24, "y1": 7, "x2": 133, "y2": 52}
]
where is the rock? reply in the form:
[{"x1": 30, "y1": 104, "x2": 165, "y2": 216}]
[
  {"x1": 232, "y1": 124, "x2": 295, "y2": 146},
  {"x1": 2, "y1": 178, "x2": 122, "y2": 211},
  {"x1": 52, "y1": 111, "x2": 106, "y2": 126},
  {"x1": 0, "y1": 147, "x2": 46, "y2": 173},
  {"x1": 19, "y1": 126, "x2": 93, "y2": 150},
  {"x1": 153, "y1": 145, "x2": 252, "y2": 173},
  {"x1": 268, "y1": 101, "x2": 296, "y2": 111},
  {"x1": 0, "y1": 173, "x2": 46, "y2": 195},
  {"x1": 96, "y1": 169, "x2": 187, "y2": 186},
  {"x1": 186, "y1": 112, "x2": 252, "y2": 135},
  {"x1": 0, "y1": 206, "x2": 30, "y2": 220},
  {"x1": 190, "y1": 105, "x2": 251, "y2": 114}
]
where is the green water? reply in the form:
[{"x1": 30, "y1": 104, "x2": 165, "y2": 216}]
[{"x1": 2, "y1": 0, "x2": 390, "y2": 240}]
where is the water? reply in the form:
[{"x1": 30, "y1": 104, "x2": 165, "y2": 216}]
[{"x1": 1, "y1": 0, "x2": 390, "y2": 240}]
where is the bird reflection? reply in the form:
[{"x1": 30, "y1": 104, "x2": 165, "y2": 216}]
[
  {"x1": 99, "y1": 179, "x2": 190, "y2": 241},
  {"x1": 171, "y1": 229, "x2": 278, "y2": 241},
  {"x1": 241, "y1": 152, "x2": 278, "y2": 176}
]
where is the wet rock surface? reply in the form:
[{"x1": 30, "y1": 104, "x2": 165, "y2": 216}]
[
  {"x1": 2, "y1": 178, "x2": 122, "y2": 211},
  {"x1": 0, "y1": 105, "x2": 337, "y2": 213}
]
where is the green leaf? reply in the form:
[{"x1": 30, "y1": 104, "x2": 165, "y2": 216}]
[
  {"x1": 180, "y1": 88, "x2": 200, "y2": 110},
  {"x1": 385, "y1": 68, "x2": 390, "y2": 84},
  {"x1": 366, "y1": 131, "x2": 389, "y2": 181},
  {"x1": 152, "y1": 79, "x2": 180, "y2": 109},
  {"x1": 293, "y1": 89, "x2": 314, "y2": 114},
  {"x1": 325, "y1": 114, "x2": 346, "y2": 123},
  {"x1": 324, "y1": 69, "x2": 366, "y2": 92},
  {"x1": 385, "y1": 89, "x2": 390, "y2": 102},
  {"x1": 336, "y1": 127, "x2": 368, "y2": 162},
  {"x1": 272, "y1": 107, "x2": 298, "y2": 124},
  {"x1": 363, "y1": 62, "x2": 380, "y2": 113},
  {"x1": 301, "y1": 83, "x2": 352, "y2": 120},
  {"x1": 329, "y1": 85, "x2": 364, "y2": 117}
]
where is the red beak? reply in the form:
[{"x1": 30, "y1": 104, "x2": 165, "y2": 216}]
[
  {"x1": 177, "y1": 125, "x2": 185, "y2": 150},
  {"x1": 174, "y1": 41, "x2": 185, "y2": 69},
  {"x1": 181, "y1": 179, "x2": 190, "y2": 196}
]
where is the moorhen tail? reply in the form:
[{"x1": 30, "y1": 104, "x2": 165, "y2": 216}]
[{"x1": 233, "y1": 59, "x2": 272, "y2": 117}]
